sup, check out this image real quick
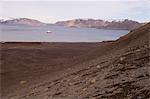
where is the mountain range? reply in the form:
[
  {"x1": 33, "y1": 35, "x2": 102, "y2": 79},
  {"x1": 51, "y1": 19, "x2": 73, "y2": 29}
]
[
  {"x1": 0, "y1": 18, "x2": 144, "y2": 30},
  {"x1": 0, "y1": 18, "x2": 46, "y2": 26},
  {"x1": 56, "y1": 19, "x2": 144, "y2": 30}
]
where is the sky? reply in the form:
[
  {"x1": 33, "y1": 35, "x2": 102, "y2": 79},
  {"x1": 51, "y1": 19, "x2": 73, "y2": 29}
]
[{"x1": 0, "y1": 0, "x2": 150, "y2": 23}]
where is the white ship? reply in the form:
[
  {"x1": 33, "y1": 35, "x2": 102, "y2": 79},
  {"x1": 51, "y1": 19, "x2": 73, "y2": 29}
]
[{"x1": 46, "y1": 30, "x2": 52, "y2": 33}]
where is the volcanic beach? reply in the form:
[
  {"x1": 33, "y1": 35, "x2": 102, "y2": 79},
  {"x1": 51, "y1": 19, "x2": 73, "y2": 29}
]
[{"x1": 0, "y1": 23, "x2": 150, "y2": 99}]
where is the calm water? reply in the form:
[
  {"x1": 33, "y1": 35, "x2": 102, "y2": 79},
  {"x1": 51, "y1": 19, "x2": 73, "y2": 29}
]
[{"x1": 0, "y1": 24, "x2": 129, "y2": 42}]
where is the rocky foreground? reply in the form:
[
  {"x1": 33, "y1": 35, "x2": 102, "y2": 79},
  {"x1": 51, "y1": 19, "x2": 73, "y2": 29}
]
[{"x1": 1, "y1": 23, "x2": 150, "y2": 99}]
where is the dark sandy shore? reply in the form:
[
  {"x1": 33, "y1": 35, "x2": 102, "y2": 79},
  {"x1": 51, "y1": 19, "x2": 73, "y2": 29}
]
[
  {"x1": 0, "y1": 23, "x2": 150, "y2": 99},
  {"x1": 0, "y1": 42, "x2": 111, "y2": 98}
]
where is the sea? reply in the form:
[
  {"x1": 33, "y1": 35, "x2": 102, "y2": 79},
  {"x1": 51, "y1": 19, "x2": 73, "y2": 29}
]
[{"x1": 0, "y1": 24, "x2": 129, "y2": 42}]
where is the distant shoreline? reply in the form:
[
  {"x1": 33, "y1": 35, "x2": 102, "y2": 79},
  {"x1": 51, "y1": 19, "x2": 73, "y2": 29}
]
[{"x1": 0, "y1": 40, "x2": 114, "y2": 44}]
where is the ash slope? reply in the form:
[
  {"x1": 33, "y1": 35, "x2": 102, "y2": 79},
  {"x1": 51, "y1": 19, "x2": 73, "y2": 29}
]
[{"x1": 7, "y1": 23, "x2": 150, "y2": 99}]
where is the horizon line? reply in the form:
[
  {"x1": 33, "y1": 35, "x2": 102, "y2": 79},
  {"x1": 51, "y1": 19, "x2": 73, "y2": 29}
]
[{"x1": 0, "y1": 17, "x2": 149, "y2": 24}]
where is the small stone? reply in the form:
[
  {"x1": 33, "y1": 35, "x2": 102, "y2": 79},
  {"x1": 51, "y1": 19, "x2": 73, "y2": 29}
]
[
  {"x1": 69, "y1": 83, "x2": 73, "y2": 86},
  {"x1": 82, "y1": 88, "x2": 87, "y2": 91},
  {"x1": 10, "y1": 97, "x2": 16, "y2": 99},
  {"x1": 137, "y1": 96, "x2": 142, "y2": 99},
  {"x1": 136, "y1": 49, "x2": 141, "y2": 52},
  {"x1": 117, "y1": 63, "x2": 122, "y2": 66},
  {"x1": 44, "y1": 96, "x2": 49, "y2": 99},
  {"x1": 44, "y1": 87, "x2": 49, "y2": 91},
  {"x1": 20, "y1": 80, "x2": 27, "y2": 84},
  {"x1": 120, "y1": 57, "x2": 125, "y2": 61},
  {"x1": 90, "y1": 78, "x2": 96, "y2": 83},
  {"x1": 73, "y1": 76, "x2": 78, "y2": 80},
  {"x1": 67, "y1": 68, "x2": 71, "y2": 70},
  {"x1": 144, "y1": 45, "x2": 148, "y2": 48},
  {"x1": 96, "y1": 65, "x2": 100, "y2": 69}
]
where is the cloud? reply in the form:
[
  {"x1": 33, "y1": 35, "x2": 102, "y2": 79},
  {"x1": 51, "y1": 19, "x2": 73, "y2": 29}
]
[{"x1": 1, "y1": 0, "x2": 149, "y2": 23}]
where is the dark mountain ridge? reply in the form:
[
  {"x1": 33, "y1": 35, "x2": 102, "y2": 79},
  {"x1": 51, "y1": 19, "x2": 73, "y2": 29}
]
[
  {"x1": 0, "y1": 18, "x2": 144, "y2": 30},
  {"x1": 0, "y1": 18, "x2": 46, "y2": 26},
  {"x1": 55, "y1": 19, "x2": 144, "y2": 30}
]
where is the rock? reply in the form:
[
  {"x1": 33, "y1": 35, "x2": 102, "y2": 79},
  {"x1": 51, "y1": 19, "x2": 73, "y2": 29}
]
[
  {"x1": 20, "y1": 80, "x2": 27, "y2": 84},
  {"x1": 91, "y1": 97, "x2": 96, "y2": 99},
  {"x1": 67, "y1": 68, "x2": 71, "y2": 70},
  {"x1": 69, "y1": 82, "x2": 73, "y2": 86},
  {"x1": 44, "y1": 87, "x2": 49, "y2": 91},
  {"x1": 144, "y1": 45, "x2": 148, "y2": 48},
  {"x1": 10, "y1": 97, "x2": 16, "y2": 99},
  {"x1": 96, "y1": 65, "x2": 100, "y2": 69},
  {"x1": 136, "y1": 49, "x2": 141, "y2": 52},
  {"x1": 82, "y1": 88, "x2": 87, "y2": 91},
  {"x1": 120, "y1": 57, "x2": 125, "y2": 61},
  {"x1": 90, "y1": 78, "x2": 96, "y2": 84}
]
